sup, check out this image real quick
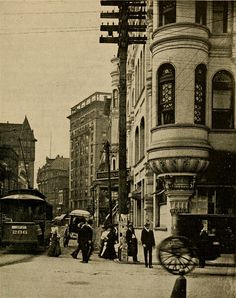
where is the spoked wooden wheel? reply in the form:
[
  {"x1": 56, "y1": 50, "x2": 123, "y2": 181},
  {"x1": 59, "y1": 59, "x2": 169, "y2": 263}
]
[{"x1": 158, "y1": 236, "x2": 197, "y2": 275}]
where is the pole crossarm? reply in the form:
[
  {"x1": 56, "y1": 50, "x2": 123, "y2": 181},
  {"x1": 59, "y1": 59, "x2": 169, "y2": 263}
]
[
  {"x1": 101, "y1": 0, "x2": 146, "y2": 6},
  {"x1": 100, "y1": 24, "x2": 146, "y2": 32},
  {"x1": 128, "y1": 36, "x2": 147, "y2": 43},
  {"x1": 101, "y1": 11, "x2": 146, "y2": 19},
  {"x1": 100, "y1": 37, "x2": 119, "y2": 43}
]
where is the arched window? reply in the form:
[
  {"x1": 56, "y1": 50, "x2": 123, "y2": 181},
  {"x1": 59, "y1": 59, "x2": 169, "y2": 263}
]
[
  {"x1": 135, "y1": 65, "x2": 138, "y2": 102},
  {"x1": 113, "y1": 89, "x2": 118, "y2": 108},
  {"x1": 132, "y1": 89, "x2": 135, "y2": 107},
  {"x1": 140, "y1": 52, "x2": 143, "y2": 91},
  {"x1": 194, "y1": 64, "x2": 206, "y2": 125},
  {"x1": 142, "y1": 46, "x2": 145, "y2": 87},
  {"x1": 158, "y1": 64, "x2": 175, "y2": 125},
  {"x1": 159, "y1": 0, "x2": 176, "y2": 26},
  {"x1": 137, "y1": 59, "x2": 140, "y2": 96},
  {"x1": 140, "y1": 118, "x2": 145, "y2": 158},
  {"x1": 135, "y1": 127, "x2": 139, "y2": 164},
  {"x1": 212, "y1": 70, "x2": 234, "y2": 129},
  {"x1": 112, "y1": 158, "x2": 116, "y2": 171}
]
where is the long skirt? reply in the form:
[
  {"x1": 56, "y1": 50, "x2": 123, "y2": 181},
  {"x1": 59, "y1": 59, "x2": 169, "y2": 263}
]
[{"x1": 47, "y1": 234, "x2": 61, "y2": 257}]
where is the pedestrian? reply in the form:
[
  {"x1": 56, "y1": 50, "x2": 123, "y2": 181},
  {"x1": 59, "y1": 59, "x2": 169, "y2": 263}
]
[
  {"x1": 99, "y1": 225, "x2": 108, "y2": 257},
  {"x1": 141, "y1": 222, "x2": 155, "y2": 268},
  {"x1": 71, "y1": 218, "x2": 86, "y2": 259},
  {"x1": 79, "y1": 219, "x2": 93, "y2": 263},
  {"x1": 87, "y1": 219, "x2": 94, "y2": 260},
  {"x1": 126, "y1": 223, "x2": 139, "y2": 263},
  {"x1": 100, "y1": 225, "x2": 117, "y2": 260},
  {"x1": 47, "y1": 225, "x2": 61, "y2": 257},
  {"x1": 198, "y1": 226, "x2": 208, "y2": 268}
]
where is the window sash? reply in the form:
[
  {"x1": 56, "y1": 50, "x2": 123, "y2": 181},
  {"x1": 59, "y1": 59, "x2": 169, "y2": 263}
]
[
  {"x1": 212, "y1": 1, "x2": 228, "y2": 34},
  {"x1": 196, "y1": 1, "x2": 207, "y2": 25}
]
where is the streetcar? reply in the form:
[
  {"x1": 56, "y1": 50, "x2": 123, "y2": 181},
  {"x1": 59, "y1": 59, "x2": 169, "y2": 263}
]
[
  {"x1": 158, "y1": 213, "x2": 236, "y2": 275},
  {"x1": 63, "y1": 209, "x2": 90, "y2": 247},
  {"x1": 0, "y1": 188, "x2": 53, "y2": 250}
]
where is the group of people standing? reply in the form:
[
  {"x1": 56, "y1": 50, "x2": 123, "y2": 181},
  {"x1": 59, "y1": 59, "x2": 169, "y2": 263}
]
[{"x1": 48, "y1": 217, "x2": 156, "y2": 268}]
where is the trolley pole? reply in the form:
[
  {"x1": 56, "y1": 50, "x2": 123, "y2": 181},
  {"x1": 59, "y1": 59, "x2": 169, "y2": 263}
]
[{"x1": 100, "y1": 0, "x2": 147, "y2": 261}]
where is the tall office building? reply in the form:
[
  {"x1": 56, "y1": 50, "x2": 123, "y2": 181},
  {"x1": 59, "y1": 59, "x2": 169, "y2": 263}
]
[{"x1": 68, "y1": 92, "x2": 111, "y2": 211}]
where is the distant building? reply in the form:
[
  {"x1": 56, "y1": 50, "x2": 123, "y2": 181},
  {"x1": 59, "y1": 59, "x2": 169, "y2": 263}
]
[
  {"x1": 0, "y1": 117, "x2": 36, "y2": 191},
  {"x1": 37, "y1": 155, "x2": 69, "y2": 215},
  {"x1": 67, "y1": 91, "x2": 112, "y2": 212},
  {"x1": 0, "y1": 146, "x2": 19, "y2": 196}
]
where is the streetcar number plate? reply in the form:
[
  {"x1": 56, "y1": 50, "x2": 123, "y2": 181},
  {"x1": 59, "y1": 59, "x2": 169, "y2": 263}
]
[{"x1": 12, "y1": 230, "x2": 28, "y2": 234}]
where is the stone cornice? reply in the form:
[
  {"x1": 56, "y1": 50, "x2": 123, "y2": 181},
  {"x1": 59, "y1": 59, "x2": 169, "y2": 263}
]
[
  {"x1": 150, "y1": 35, "x2": 210, "y2": 53},
  {"x1": 152, "y1": 22, "x2": 210, "y2": 39}
]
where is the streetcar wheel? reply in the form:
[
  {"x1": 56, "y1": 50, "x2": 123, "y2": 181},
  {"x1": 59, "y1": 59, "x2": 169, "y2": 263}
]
[{"x1": 158, "y1": 236, "x2": 197, "y2": 275}]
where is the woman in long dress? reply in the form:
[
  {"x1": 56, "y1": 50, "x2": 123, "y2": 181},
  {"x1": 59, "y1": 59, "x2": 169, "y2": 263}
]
[
  {"x1": 100, "y1": 226, "x2": 117, "y2": 260},
  {"x1": 47, "y1": 225, "x2": 61, "y2": 257}
]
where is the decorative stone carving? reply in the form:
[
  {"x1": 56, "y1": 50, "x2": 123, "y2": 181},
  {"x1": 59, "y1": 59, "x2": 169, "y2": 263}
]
[
  {"x1": 149, "y1": 156, "x2": 209, "y2": 176},
  {"x1": 159, "y1": 174, "x2": 196, "y2": 191},
  {"x1": 158, "y1": 173, "x2": 196, "y2": 215},
  {"x1": 144, "y1": 162, "x2": 154, "y2": 186}
]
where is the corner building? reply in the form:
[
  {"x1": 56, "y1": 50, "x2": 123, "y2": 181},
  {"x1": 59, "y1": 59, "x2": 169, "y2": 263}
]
[{"x1": 126, "y1": 1, "x2": 236, "y2": 243}]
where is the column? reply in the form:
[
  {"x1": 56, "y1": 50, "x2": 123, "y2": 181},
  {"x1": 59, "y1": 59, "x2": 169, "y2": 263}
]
[{"x1": 160, "y1": 174, "x2": 196, "y2": 235}]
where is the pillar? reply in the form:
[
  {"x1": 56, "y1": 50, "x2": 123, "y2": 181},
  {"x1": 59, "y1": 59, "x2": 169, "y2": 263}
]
[{"x1": 159, "y1": 174, "x2": 196, "y2": 235}]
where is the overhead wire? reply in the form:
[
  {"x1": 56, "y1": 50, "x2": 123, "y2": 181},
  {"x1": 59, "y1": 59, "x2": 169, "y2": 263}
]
[{"x1": 0, "y1": 2, "x2": 236, "y2": 36}]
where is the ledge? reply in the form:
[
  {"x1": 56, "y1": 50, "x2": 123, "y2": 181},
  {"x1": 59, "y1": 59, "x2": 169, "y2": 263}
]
[{"x1": 154, "y1": 226, "x2": 168, "y2": 231}]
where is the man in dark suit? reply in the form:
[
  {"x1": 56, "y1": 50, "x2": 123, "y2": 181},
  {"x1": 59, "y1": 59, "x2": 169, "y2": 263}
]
[
  {"x1": 71, "y1": 218, "x2": 86, "y2": 259},
  {"x1": 79, "y1": 220, "x2": 93, "y2": 263},
  {"x1": 141, "y1": 222, "x2": 155, "y2": 268}
]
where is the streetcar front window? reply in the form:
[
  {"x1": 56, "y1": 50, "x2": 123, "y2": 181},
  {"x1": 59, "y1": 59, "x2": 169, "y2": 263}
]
[{"x1": 1, "y1": 201, "x2": 45, "y2": 222}]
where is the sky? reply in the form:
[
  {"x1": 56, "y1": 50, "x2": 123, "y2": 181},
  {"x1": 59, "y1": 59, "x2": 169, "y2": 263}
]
[{"x1": 0, "y1": 0, "x2": 116, "y2": 180}]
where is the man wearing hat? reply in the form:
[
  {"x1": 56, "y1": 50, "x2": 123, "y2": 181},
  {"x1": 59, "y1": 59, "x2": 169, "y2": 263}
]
[{"x1": 141, "y1": 221, "x2": 155, "y2": 268}]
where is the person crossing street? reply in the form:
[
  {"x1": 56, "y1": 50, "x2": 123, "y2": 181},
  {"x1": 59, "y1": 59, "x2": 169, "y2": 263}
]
[{"x1": 79, "y1": 219, "x2": 93, "y2": 263}]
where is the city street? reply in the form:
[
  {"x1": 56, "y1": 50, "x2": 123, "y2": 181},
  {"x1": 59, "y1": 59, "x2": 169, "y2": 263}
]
[{"x1": 1, "y1": 242, "x2": 235, "y2": 298}]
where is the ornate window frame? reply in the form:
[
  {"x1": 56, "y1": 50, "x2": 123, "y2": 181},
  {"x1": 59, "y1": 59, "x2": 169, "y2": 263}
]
[{"x1": 157, "y1": 64, "x2": 175, "y2": 125}]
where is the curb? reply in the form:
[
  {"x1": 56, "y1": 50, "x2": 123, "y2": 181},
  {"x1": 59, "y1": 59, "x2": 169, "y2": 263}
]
[{"x1": 116, "y1": 260, "x2": 236, "y2": 268}]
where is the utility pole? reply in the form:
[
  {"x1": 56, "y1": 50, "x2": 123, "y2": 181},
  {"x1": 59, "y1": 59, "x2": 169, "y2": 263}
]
[
  {"x1": 100, "y1": 0, "x2": 147, "y2": 261},
  {"x1": 104, "y1": 140, "x2": 113, "y2": 225}
]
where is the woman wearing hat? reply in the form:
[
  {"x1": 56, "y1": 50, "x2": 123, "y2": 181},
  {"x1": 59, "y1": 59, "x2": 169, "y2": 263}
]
[{"x1": 126, "y1": 223, "x2": 139, "y2": 263}]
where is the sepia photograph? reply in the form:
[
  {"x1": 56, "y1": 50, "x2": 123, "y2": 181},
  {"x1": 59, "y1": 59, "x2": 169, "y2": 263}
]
[{"x1": 0, "y1": 1, "x2": 235, "y2": 297}]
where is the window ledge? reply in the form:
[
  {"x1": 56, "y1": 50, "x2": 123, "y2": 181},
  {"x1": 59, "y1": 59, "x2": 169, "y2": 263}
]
[
  {"x1": 154, "y1": 226, "x2": 168, "y2": 231},
  {"x1": 210, "y1": 129, "x2": 236, "y2": 133}
]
